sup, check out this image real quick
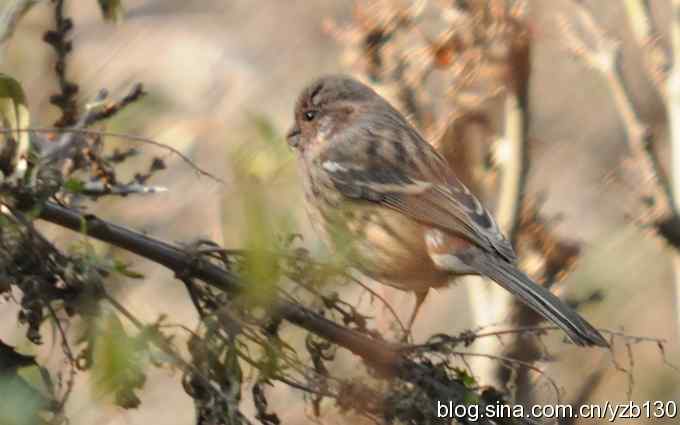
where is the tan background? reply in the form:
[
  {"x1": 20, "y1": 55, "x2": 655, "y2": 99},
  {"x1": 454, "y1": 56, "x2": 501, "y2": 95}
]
[{"x1": 0, "y1": 1, "x2": 678, "y2": 423}]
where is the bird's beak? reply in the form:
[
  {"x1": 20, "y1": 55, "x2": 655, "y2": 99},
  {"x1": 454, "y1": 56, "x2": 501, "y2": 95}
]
[{"x1": 286, "y1": 125, "x2": 301, "y2": 149}]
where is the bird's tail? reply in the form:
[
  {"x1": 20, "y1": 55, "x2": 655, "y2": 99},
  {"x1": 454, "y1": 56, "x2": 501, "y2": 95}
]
[{"x1": 465, "y1": 254, "x2": 609, "y2": 347}]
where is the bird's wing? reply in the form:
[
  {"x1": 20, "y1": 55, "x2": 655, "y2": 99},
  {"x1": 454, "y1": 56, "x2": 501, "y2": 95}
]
[{"x1": 321, "y1": 118, "x2": 517, "y2": 263}]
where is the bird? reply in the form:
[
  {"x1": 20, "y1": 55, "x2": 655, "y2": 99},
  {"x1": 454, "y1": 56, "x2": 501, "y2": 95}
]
[{"x1": 285, "y1": 75, "x2": 608, "y2": 347}]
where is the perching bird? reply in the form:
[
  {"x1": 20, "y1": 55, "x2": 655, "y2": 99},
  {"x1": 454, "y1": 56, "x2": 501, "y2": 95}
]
[{"x1": 286, "y1": 75, "x2": 607, "y2": 347}]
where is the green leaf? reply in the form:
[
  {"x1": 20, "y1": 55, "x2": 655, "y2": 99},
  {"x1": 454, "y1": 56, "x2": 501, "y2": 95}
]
[
  {"x1": 0, "y1": 374, "x2": 49, "y2": 425},
  {"x1": 256, "y1": 341, "x2": 284, "y2": 382},
  {"x1": 0, "y1": 73, "x2": 30, "y2": 176},
  {"x1": 0, "y1": 342, "x2": 51, "y2": 425},
  {"x1": 97, "y1": 0, "x2": 125, "y2": 23},
  {"x1": 241, "y1": 114, "x2": 292, "y2": 182},
  {"x1": 91, "y1": 313, "x2": 148, "y2": 409},
  {"x1": 113, "y1": 259, "x2": 145, "y2": 279},
  {"x1": 63, "y1": 178, "x2": 85, "y2": 193},
  {"x1": 238, "y1": 186, "x2": 284, "y2": 307},
  {"x1": 250, "y1": 113, "x2": 278, "y2": 146},
  {"x1": 453, "y1": 367, "x2": 477, "y2": 388},
  {"x1": 224, "y1": 115, "x2": 302, "y2": 307}
]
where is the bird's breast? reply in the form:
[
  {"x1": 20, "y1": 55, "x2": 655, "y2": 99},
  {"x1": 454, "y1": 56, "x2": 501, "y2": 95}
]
[{"x1": 300, "y1": 165, "x2": 450, "y2": 291}]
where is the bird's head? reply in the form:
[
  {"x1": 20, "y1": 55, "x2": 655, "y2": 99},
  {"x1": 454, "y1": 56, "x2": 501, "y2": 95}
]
[{"x1": 286, "y1": 75, "x2": 376, "y2": 153}]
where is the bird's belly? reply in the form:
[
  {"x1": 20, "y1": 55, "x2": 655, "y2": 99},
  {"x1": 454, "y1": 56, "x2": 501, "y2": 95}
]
[{"x1": 313, "y1": 200, "x2": 451, "y2": 291}]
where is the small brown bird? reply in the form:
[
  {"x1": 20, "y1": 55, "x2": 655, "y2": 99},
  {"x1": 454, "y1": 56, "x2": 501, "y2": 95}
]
[{"x1": 286, "y1": 75, "x2": 607, "y2": 347}]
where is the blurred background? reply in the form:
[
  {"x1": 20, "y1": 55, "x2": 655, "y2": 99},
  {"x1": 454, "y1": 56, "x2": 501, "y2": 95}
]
[{"x1": 0, "y1": 0, "x2": 679, "y2": 424}]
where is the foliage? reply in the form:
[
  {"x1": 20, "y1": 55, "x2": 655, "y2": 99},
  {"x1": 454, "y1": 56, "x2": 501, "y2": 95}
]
[{"x1": 0, "y1": 2, "x2": 675, "y2": 425}]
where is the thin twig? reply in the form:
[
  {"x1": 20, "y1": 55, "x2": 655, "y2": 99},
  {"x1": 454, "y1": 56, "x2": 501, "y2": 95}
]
[
  {"x1": 623, "y1": 0, "x2": 668, "y2": 98},
  {"x1": 562, "y1": 0, "x2": 680, "y2": 347},
  {"x1": 37, "y1": 201, "x2": 507, "y2": 425},
  {"x1": 449, "y1": 350, "x2": 561, "y2": 404},
  {"x1": 101, "y1": 291, "x2": 242, "y2": 409},
  {"x1": 1, "y1": 127, "x2": 223, "y2": 183},
  {"x1": 78, "y1": 181, "x2": 168, "y2": 197},
  {"x1": 41, "y1": 83, "x2": 146, "y2": 165},
  {"x1": 86, "y1": 83, "x2": 146, "y2": 125},
  {"x1": 401, "y1": 325, "x2": 669, "y2": 353},
  {"x1": 560, "y1": 3, "x2": 674, "y2": 214},
  {"x1": 40, "y1": 89, "x2": 109, "y2": 163}
]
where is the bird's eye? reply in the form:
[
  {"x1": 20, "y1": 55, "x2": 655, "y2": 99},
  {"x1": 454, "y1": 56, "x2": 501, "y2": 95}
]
[{"x1": 303, "y1": 110, "x2": 318, "y2": 121}]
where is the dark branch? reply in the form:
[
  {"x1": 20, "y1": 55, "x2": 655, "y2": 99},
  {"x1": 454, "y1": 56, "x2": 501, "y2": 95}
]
[
  {"x1": 38, "y1": 201, "x2": 523, "y2": 425},
  {"x1": 44, "y1": 0, "x2": 79, "y2": 127}
]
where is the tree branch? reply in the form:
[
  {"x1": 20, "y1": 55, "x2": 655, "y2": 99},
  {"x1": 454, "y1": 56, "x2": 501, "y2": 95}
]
[
  {"x1": 561, "y1": 0, "x2": 680, "y2": 349},
  {"x1": 38, "y1": 201, "x2": 521, "y2": 425}
]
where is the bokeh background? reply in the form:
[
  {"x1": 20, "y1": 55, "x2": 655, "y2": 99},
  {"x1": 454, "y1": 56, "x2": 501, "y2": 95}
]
[{"x1": 0, "y1": 0, "x2": 679, "y2": 424}]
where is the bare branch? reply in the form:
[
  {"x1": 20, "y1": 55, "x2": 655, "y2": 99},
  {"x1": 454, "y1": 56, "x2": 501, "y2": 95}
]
[
  {"x1": 623, "y1": 0, "x2": 669, "y2": 97},
  {"x1": 78, "y1": 181, "x2": 168, "y2": 197},
  {"x1": 563, "y1": 0, "x2": 680, "y2": 368},
  {"x1": 0, "y1": 127, "x2": 223, "y2": 183},
  {"x1": 37, "y1": 201, "x2": 517, "y2": 425},
  {"x1": 44, "y1": 0, "x2": 79, "y2": 127},
  {"x1": 560, "y1": 2, "x2": 675, "y2": 230}
]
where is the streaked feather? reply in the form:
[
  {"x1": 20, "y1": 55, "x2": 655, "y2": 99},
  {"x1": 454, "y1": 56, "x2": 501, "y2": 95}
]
[{"x1": 319, "y1": 99, "x2": 516, "y2": 263}]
